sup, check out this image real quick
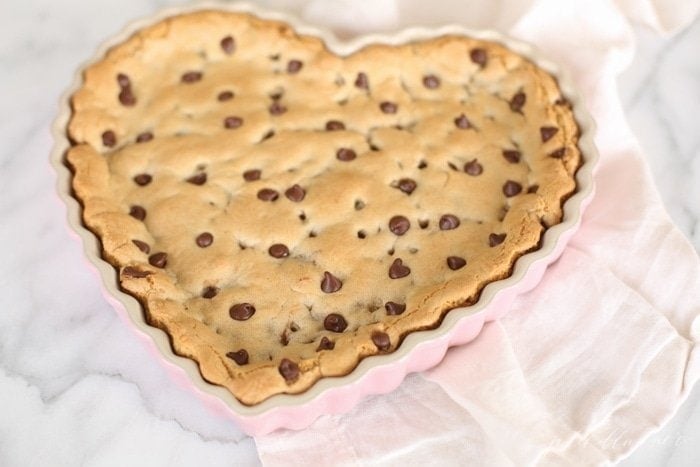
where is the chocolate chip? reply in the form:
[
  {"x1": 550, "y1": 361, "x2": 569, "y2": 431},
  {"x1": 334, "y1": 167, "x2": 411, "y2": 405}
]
[
  {"x1": 418, "y1": 219, "x2": 429, "y2": 229},
  {"x1": 287, "y1": 60, "x2": 303, "y2": 74},
  {"x1": 224, "y1": 116, "x2": 244, "y2": 129},
  {"x1": 269, "y1": 101, "x2": 287, "y2": 115},
  {"x1": 325, "y1": 120, "x2": 345, "y2": 131},
  {"x1": 133, "y1": 174, "x2": 152, "y2": 186},
  {"x1": 396, "y1": 178, "x2": 417, "y2": 195},
  {"x1": 357, "y1": 230, "x2": 366, "y2": 239},
  {"x1": 503, "y1": 180, "x2": 522, "y2": 197},
  {"x1": 132, "y1": 239, "x2": 150, "y2": 254},
  {"x1": 447, "y1": 162, "x2": 459, "y2": 171},
  {"x1": 269, "y1": 243, "x2": 289, "y2": 258},
  {"x1": 278, "y1": 358, "x2": 300, "y2": 381},
  {"x1": 186, "y1": 173, "x2": 207, "y2": 185},
  {"x1": 389, "y1": 258, "x2": 410, "y2": 279},
  {"x1": 285, "y1": 184, "x2": 306, "y2": 202},
  {"x1": 418, "y1": 160, "x2": 428, "y2": 169},
  {"x1": 454, "y1": 113, "x2": 471, "y2": 129},
  {"x1": 202, "y1": 286, "x2": 219, "y2": 299},
  {"x1": 181, "y1": 71, "x2": 203, "y2": 83},
  {"x1": 136, "y1": 132, "x2": 153, "y2": 143},
  {"x1": 148, "y1": 252, "x2": 167, "y2": 268},
  {"x1": 220, "y1": 35, "x2": 235, "y2": 54},
  {"x1": 129, "y1": 205, "x2": 146, "y2": 221},
  {"x1": 122, "y1": 266, "x2": 152, "y2": 278},
  {"x1": 226, "y1": 349, "x2": 249, "y2": 365},
  {"x1": 549, "y1": 147, "x2": 566, "y2": 158},
  {"x1": 540, "y1": 126, "x2": 558, "y2": 142},
  {"x1": 489, "y1": 233, "x2": 507, "y2": 246},
  {"x1": 439, "y1": 214, "x2": 460, "y2": 230},
  {"x1": 117, "y1": 73, "x2": 131, "y2": 88},
  {"x1": 324, "y1": 313, "x2": 347, "y2": 333},
  {"x1": 355, "y1": 72, "x2": 369, "y2": 89},
  {"x1": 321, "y1": 271, "x2": 342, "y2": 293},
  {"x1": 464, "y1": 159, "x2": 483, "y2": 176},
  {"x1": 380, "y1": 101, "x2": 398, "y2": 114},
  {"x1": 470, "y1": 48, "x2": 487, "y2": 66},
  {"x1": 101, "y1": 130, "x2": 116, "y2": 148},
  {"x1": 389, "y1": 215, "x2": 410, "y2": 236},
  {"x1": 218, "y1": 90, "x2": 234, "y2": 102},
  {"x1": 257, "y1": 188, "x2": 279, "y2": 201},
  {"x1": 196, "y1": 232, "x2": 213, "y2": 248},
  {"x1": 385, "y1": 301, "x2": 406, "y2": 315},
  {"x1": 527, "y1": 185, "x2": 539, "y2": 194},
  {"x1": 423, "y1": 74, "x2": 440, "y2": 89},
  {"x1": 229, "y1": 303, "x2": 256, "y2": 321},
  {"x1": 336, "y1": 148, "x2": 356, "y2": 161},
  {"x1": 316, "y1": 336, "x2": 335, "y2": 351},
  {"x1": 510, "y1": 92, "x2": 526, "y2": 112},
  {"x1": 503, "y1": 150, "x2": 521, "y2": 163},
  {"x1": 354, "y1": 199, "x2": 365, "y2": 210},
  {"x1": 119, "y1": 87, "x2": 136, "y2": 106},
  {"x1": 447, "y1": 256, "x2": 467, "y2": 270},
  {"x1": 243, "y1": 169, "x2": 261, "y2": 181},
  {"x1": 371, "y1": 331, "x2": 391, "y2": 351},
  {"x1": 555, "y1": 97, "x2": 570, "y2": 106}
]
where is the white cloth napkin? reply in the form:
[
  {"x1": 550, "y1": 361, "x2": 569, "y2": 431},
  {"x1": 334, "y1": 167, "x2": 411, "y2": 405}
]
[{"x1": 253, "y1": 0, "x2": 700, "y2": 464}]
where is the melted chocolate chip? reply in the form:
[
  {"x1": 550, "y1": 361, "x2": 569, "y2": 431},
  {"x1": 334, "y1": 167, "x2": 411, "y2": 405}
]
[
  {"x1": 388, "y1": 258, "x2": 410, "y2": 279},
  {"x1": 464, "y1": 159, "x2": 483, "y2": 176},
  {"x1": 336, "y1": 148, "x2": 356, "y2": 161},
  {"x1": 196, "y1": 232, "x2": 213, "y2": 248},
  {"x1": 321, "y1": 271, "x2": 342, "y2": 293},
  {"x1": 220, "y1": 35, "x2": 235, "y2": 54},
  {"x1": 385, "y1": 301, "x2": 406, "y2": 315},
  {"x1": 423, "y1": 74, "x2": 440, "y2": 89},
  {"x1": 229, "y1": 303, "x2": 256, "y2": 321},
  {"x1": 278, "y1": 358, "x2": 300, "y2": 381},
  {"x1": 454, "y1": 113, "x2": 471, "y2": 129},
  {"x1": 102, "y1": 130, "x2": 116, "y2": 148},
  {"x1": 133, "y1": 174, "x2": 152, "y2": 186},
  {"x1": 316, "y1": 336, "x2": 335, "y2": 351},
  {"x1": 503, "y1": 150, "x2": 521, "y2": 163},
  {"x1": 380, "y1": 101, "x2": 398, "y2": 114},
  {"x1": 470, "y1": 48, "x2": 487, "y2": 66},
  {"x1": 122, "y1": 266, "x2": 152, "y2": 278},
  {"x1": 119, "y1": 87, "x2": 136, "y2": 106},
  {"x1": 371, "y1": 331, "x2": 391, "y2": 351},
  {"x1": 132, "y1": 239, "x2": 150, "y2": 254},
  {"x1": 129, "y1": 205, "x2": 146, "y2": 221},
  {"x1": 489, "y1": 233, "x2": 507, "y2": 247},
  {"x1": 181, "y1": 71, "x2": 202, "y2": 83},
  {"x1": 503, "y1": 180, "x2": 523, "y2": 197},
  {"x1": 549, "y1": 147, "x2": 566, "y2": 158},
  {"x1": 202, "y1": 286, "x2": 219, "y2": 299},
  {"x1": 287, "y1": 60, "x2": 303, "y2": 74},
  {"x1": 243, "y1": 169, "x2": 261, "y2": 181},
  {"x1": 447, "y1": 256, "x2": 467, "y2": 270},
  {"x1": 323, "y1": 313, "x2": 347, "y2": 333},
  {"x1": 257, "y1": 188, "x2": 279, "y2": 201},
  {"x1": 226, "y1": 349, "x2": 249, "y2": 365},
  {"x1": 325, "y1": 120, "x2": 345, "y2": 131},
  {"x1": 218, "y1": 90, "x2": 234, "y2": 102},
  {"x1": 396, "y1": 178, "x2": 417, "y2": 195},
  {"x1": 224, "y1": 116, "x2": 244, "y2": 129},
  {"x1": 268, "y1": 243, "x2": 290, "y2": 258},
  {"x1": 136, "y1": 132, "x2": 153, "y2": 143},
  {"x1": 186, "y1": 173, "x2": 207, "y2": 185},
  {"x1": 285, "y1": 184, "x2": 305, "y2": 202},
  {"x1": 439, "y1": 214, "x2": 460, "y2": 230},
  {"x1": 540, "y1": 126, "x2": 558, "y2": 142},
  {"x1": 269, "y1": 101, "x2": 287, "y2": 115},
  {"x1": 389, "y1": 215, "x2": 411, "y2": 236},
  {"x1": 148, "y1": 252, "x2": 167, "y2": 268},
  {"x1": 355, "y1": 72, "x2": 369, "y2": 90},
  {"x1": 510, "y1": 92, "x2": 526, "y2": 112}
]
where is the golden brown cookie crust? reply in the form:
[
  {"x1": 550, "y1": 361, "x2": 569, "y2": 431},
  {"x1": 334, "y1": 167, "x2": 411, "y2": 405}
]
[{"x1": 66, "y1": 10, "x2": 581, "y2": 405}]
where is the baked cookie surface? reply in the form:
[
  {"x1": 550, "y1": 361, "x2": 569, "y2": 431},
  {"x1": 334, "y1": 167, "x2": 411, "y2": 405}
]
[{"x1": 66, "y1": 10, "x2": 580, "y2": 405}]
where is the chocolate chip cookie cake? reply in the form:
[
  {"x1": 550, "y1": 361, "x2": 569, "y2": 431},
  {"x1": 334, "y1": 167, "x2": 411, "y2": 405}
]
[{"x1": 65, "y1": 10, "x2": 581, "y2": 405}]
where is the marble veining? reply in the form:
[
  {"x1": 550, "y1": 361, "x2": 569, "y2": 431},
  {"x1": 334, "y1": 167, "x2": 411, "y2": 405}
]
[{"x1": 0, "y1": 1, "x2": 697, "y2": 465}]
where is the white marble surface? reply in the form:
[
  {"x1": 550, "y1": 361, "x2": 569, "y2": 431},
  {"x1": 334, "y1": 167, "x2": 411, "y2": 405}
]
[{"x1": 0, "y1": 1, "x2": 698, "y2": 465}]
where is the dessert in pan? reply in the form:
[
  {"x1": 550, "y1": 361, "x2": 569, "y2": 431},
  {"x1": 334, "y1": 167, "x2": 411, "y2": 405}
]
[{"x1": 64, "y1": 10, "x2": 581, "y2": 406}]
